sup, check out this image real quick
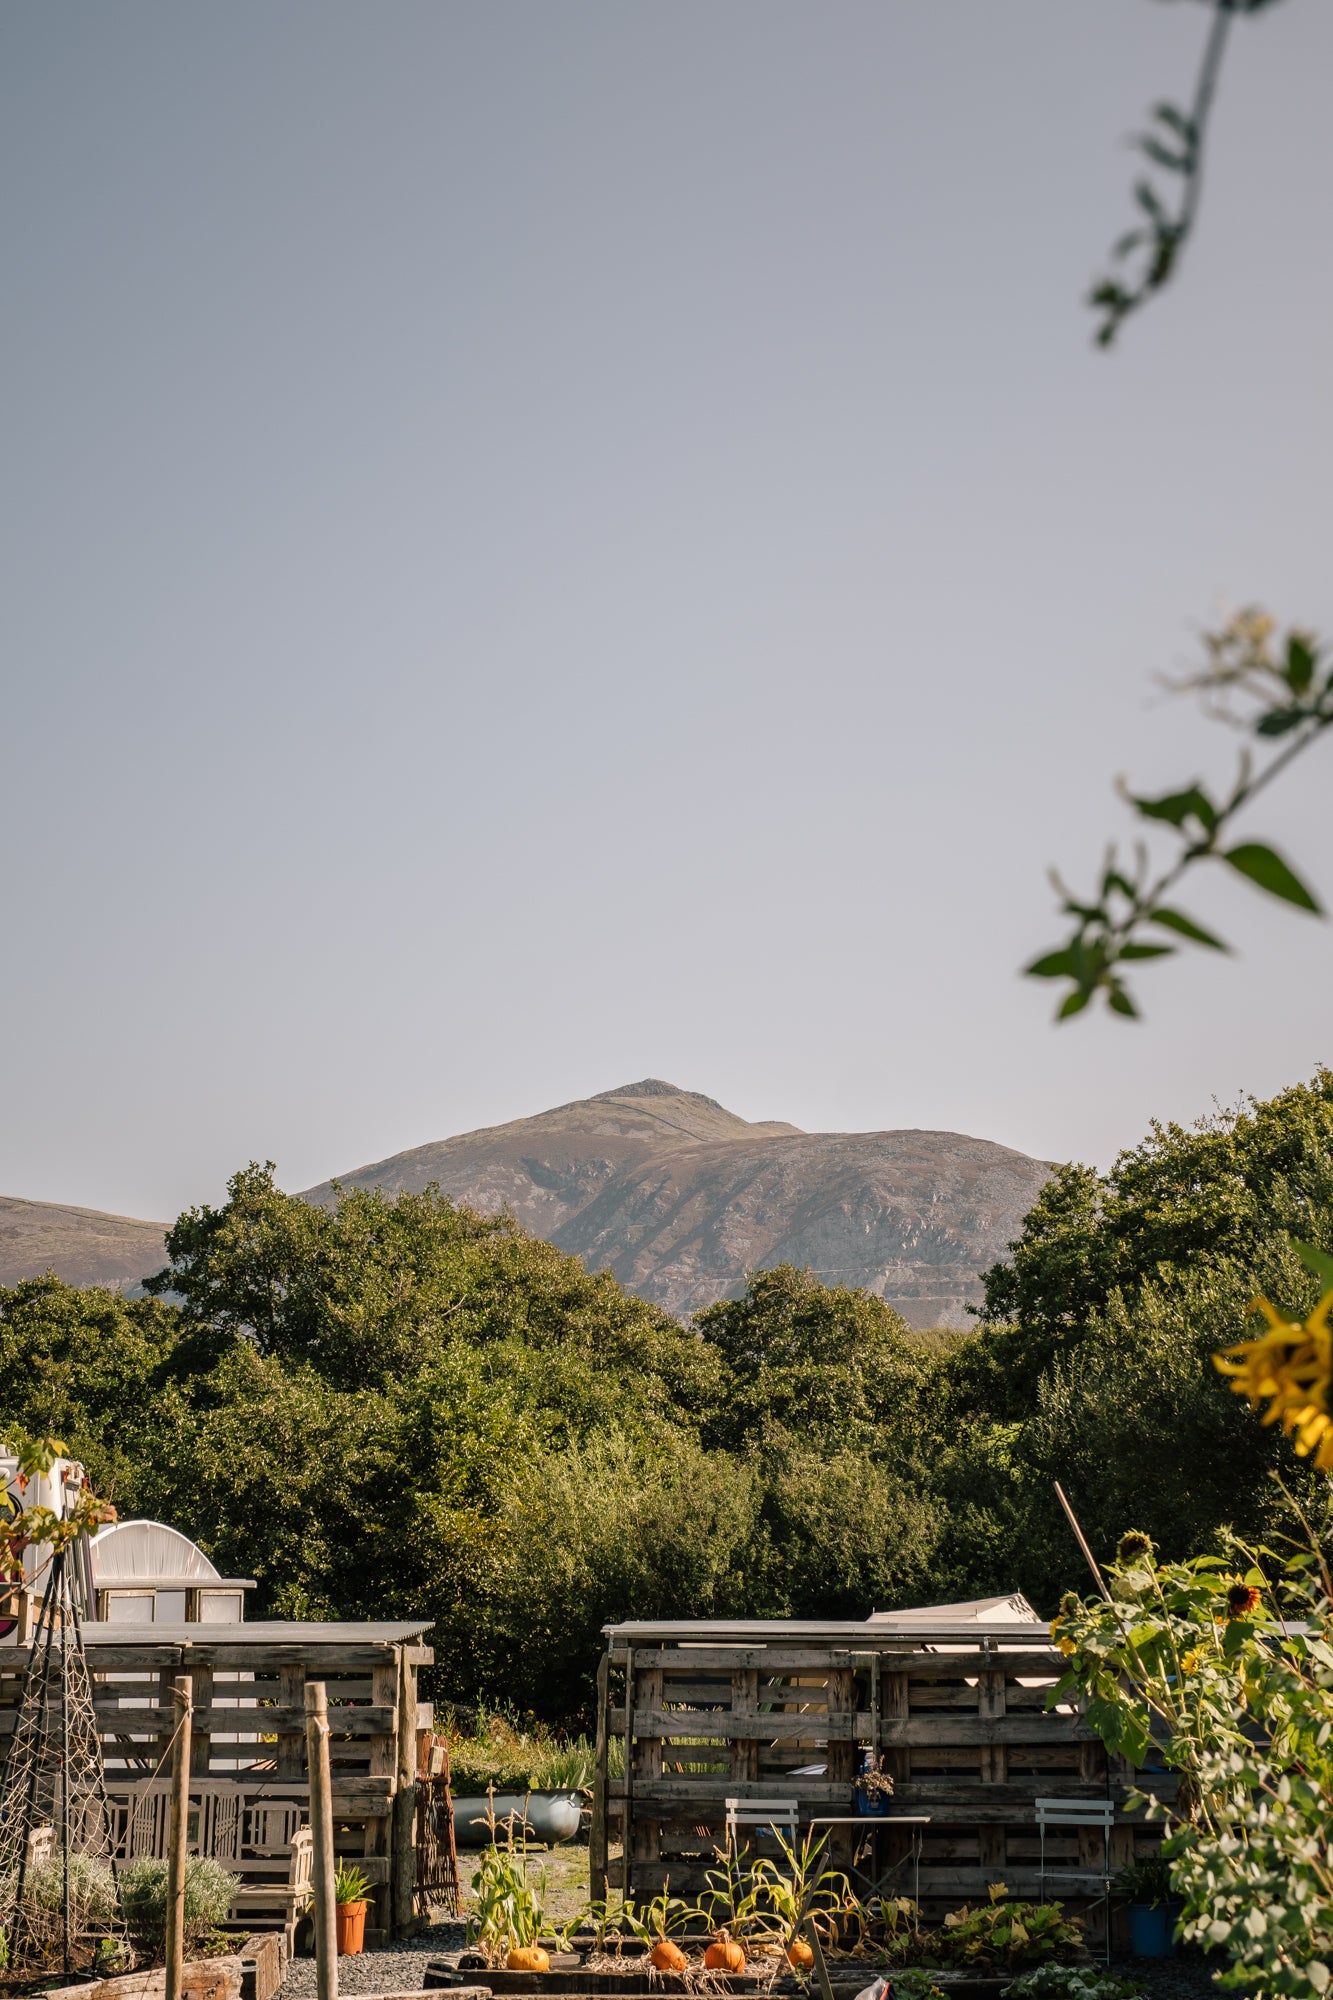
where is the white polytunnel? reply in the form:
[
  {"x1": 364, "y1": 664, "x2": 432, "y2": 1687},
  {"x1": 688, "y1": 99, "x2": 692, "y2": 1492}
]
[
  {"x1": 90, "y1": 1519, "x2": 222, "y2": 1580},
  {"x1": 88, "y1": 1519, "x2": 254, "y2": 1625}
]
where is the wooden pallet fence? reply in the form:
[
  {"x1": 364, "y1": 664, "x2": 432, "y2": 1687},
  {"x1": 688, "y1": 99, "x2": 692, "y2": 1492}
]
[
  {"x1": 0, "y1": 1627, "x2": 434, "y2": 1945},
  {"x1": 592, "y1": 1624, "x2": 1168, "y2": 1943}
]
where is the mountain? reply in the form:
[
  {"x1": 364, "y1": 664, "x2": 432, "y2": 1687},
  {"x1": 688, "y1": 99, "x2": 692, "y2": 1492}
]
[
  {"x1": 304, "y1": 1079, "x2": 1052, "y2": 1326},
  {"x1": 0, "y1": 1195, "x2": 168, "y2": 1292}
]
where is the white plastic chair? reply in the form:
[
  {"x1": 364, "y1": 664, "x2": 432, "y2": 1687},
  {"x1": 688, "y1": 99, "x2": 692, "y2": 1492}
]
[{"x1": 724, "y1": 1796, "x2": 799, "y2": 1844}]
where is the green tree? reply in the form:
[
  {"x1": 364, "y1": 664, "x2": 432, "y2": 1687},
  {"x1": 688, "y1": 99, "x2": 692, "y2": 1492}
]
[
  {"x1": 693, "y1": 1264, "x2": 930, "y2": 1451},
  {"x1": 976, "y1": 1068, "x2": 1333, "y2": 1355}
]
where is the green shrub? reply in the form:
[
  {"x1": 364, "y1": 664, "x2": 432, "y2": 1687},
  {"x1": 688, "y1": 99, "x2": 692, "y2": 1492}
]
[
  {"x1": 20, "y1": 1855, "x2": 119, "y2": 1928},
  {"x1": 118, "y1": 1856, "x2": 238, "y2": 1950}
]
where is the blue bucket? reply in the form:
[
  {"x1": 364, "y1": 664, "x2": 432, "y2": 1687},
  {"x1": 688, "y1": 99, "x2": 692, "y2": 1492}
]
[{"x1": 1126, "y1": 1902, "x2": 1178, "y2": 1957}]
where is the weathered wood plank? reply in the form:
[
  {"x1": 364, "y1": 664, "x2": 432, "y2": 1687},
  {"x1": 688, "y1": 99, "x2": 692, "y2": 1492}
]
[
  {"x1": 639, "y1": 1647, "x2": 1063, "y2": 1674},
  {"x1": 607, "y1": 1778, "x2": 848, "y2": 1807},
  {"x1": 620, "y1": 1708, "x2": 1091, "y2": 1746},
  {"x1": 71, "y1": 1704, "x2": 396, "y2": 1738}
]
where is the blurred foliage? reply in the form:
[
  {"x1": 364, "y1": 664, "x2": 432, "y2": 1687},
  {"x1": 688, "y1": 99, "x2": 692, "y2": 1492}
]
[
  {"x1": 4, "y1": 1078, "x2": 1332, "y2": 1719},
  {"x1": 1027, "y1": 612, "x2": 1329, "y2": 1021},
  {"x1": 1089, "y1": 0, "x2": 1288, "y2": 347}
]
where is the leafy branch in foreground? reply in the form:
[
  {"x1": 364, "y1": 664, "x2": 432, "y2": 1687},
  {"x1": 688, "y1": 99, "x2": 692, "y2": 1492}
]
[
  {"x1": 1026, "y1": 610, "x2": 1330, "y2": 1020},
  {"x1": 1089, "y1": 0, "x2": 1287, "y2": 348}
]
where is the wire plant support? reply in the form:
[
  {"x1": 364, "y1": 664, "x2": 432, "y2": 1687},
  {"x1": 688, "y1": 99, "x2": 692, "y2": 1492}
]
[{"x1": 0, "y1": 1546, "x2": 124, "y2": 1976}]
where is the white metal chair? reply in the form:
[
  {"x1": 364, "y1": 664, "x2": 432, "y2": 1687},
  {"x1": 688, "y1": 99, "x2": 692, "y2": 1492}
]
[
  {"x1": 1035, "y1": 1796, "x2": 1114, "y2": 1962},
  {"x1": 724, "y1": 1796, "x2": 799, "y2": 1845}
]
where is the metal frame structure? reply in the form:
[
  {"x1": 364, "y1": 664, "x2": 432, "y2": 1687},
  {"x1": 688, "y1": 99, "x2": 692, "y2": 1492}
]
[{"x1": 0, "y1": 1549, "x2": 124, "y2": 1975}]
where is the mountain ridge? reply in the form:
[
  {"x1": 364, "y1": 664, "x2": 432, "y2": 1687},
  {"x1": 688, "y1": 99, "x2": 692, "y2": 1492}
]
[
  {"x1": 303, "y1": 1081, "x2": 1052, "y2": 1325},
  {"x1": 0, "y1": 1082, "x2": 1054, "y2": 1326}
]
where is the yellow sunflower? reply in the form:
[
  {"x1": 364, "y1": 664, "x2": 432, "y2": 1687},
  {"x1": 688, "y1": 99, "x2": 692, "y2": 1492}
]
[{"x1": 1214, "y1": 1289, "x2": 1333, "y2": 1470}]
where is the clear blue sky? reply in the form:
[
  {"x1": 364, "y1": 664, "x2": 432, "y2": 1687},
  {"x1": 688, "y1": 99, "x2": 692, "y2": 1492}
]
[{"x1": 3, "y1": 1, "x2": 1330, "y2": 1222}]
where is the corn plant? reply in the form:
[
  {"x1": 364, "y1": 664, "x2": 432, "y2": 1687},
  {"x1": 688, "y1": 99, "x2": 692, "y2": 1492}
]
[
  {"x1": 616, "y1": 1887, "x2": 698, "y2": 1943},
  {"x1": 699, "y1": 1842, "x2": 769, "y2": 1939},
  {"x1": 748, "y1": 1829, "x2": 852, "y2": 1947},
  {"x1": 467, "y1": 1812, "x2": 550, "y2": 1963}
]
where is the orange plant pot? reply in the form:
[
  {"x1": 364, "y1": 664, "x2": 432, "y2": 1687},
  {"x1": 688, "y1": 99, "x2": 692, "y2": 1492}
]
[{"x1": 336, "y1": 1900, "x2": 368, "y2": 1956}]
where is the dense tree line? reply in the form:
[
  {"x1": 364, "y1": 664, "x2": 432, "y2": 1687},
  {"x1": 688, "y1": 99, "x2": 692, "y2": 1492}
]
[{"x1": 6, "y1": 1072, "x2": 1331, "y2": 1722}]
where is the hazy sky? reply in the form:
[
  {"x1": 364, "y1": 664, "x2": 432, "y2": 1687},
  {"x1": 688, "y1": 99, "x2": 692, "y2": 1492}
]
[{"x1": 4, "y1": 1, "x2": 1331, "y2": 1223}]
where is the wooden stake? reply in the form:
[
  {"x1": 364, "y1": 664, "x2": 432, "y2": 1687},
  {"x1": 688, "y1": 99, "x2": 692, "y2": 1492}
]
[
  {"x1": 391, "y1": 1643, "x2": 416, "y2": 1936},
  {"x1": 305, "y1": 1681, "x2": 338, "y2": 2000},
  {"x1": 1054, "y1": 1481, "x2": 1113, "y2": 1602},
  {"x1": 165, "y1": 1674, "x2": 193, "y2": 2000}
]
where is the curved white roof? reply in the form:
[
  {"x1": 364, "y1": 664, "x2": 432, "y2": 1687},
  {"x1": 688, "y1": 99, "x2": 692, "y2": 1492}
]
[{"x1": 90, "y1": 1520, "x2": 221, "y2": 1582}]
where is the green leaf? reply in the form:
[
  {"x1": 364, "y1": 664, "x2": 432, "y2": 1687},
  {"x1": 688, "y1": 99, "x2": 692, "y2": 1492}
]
[
  {"x1": 1152, "y1": 103, "x2": 1194, "y2": 140},
  {"x1": 1106, "y1": 985, "x2": 1139, "y2": 1018},
  {"x1": 1118, "y1": 943, "x2": 1175, "y2": 961},
  {"x1": 1119, "y1": 1710, "x2": 1150, "y2": 1767},
  {"x1": 1286, "y1": 634, "x2": 1317, "y2": 695},
  {"x1": 1255, "y1": 706, "x2": 1307, "y2": 737},
  {"x1": 1293, "y1": 1241, "x2": 1333, "y2": 1293},
  {"x1": 1130, "y1": 784, "x2": 1218, "y2": 833},
  {"x1": 1138, "y1": 139, "x2": 1189, "y2": 173},
  {"x1": 1057, "y1": 988, "x2": 1093, "y2": 1021},
  {"x1": 1146, "y1": 907, "x2": 1229, "y2": 951},
  {"x1": 1224, "y1": 843, "x2": 1323, "y2": 914},
  {"x1": 1025, "y1": 949, "x2": 1079, "y2": 980}
]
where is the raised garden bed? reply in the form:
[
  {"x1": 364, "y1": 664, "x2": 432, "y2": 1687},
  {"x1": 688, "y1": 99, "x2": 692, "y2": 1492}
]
[{"x1": 422, "y1": 1963, "x2": 1011, "y2": 2000}]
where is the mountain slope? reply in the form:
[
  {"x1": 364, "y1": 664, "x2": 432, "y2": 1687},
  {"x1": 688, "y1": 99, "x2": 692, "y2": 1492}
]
[
  {"x1": 0, "y1": 1083, "x2": 1053, "y2": 1325},
  {"x1": 0, "y1": 1196, "x2": 168, "y2": 1291},
  {"x1": 307, "y1": 1080, "x2": 1051, "y2": 1326}
]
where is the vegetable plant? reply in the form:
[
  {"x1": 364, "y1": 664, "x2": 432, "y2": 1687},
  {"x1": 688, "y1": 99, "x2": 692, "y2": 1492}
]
[
  {"x1": 893, "y1": 1973, "x2": 947, "y2": 2000},
  {"x1": 927, "y1": 1886, "x2": 1084, "y2": 1972},
  {"x1": 1003, "y1": 1970, "x2": 1143, "y2": 2000}
]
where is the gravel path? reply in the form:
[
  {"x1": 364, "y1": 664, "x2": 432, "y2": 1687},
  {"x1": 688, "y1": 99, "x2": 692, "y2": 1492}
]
[{"x1": 278, "y1": 1922, "x2": 466, "y2": 1997}]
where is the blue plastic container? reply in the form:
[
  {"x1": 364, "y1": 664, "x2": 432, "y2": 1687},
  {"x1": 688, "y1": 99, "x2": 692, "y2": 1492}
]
[{"x1": 1127, "y1": 1901, "x2": 1178, "y2": 1957}]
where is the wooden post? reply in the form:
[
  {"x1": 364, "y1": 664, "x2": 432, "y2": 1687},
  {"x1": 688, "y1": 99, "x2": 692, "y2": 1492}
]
[
  {"x1": 305, "y1": 1681, "x2": 338, "y2": 2000},
  {"x1": 391, "y1": 1644, "x2": 417, "y2": 1935},
  {"x1": 621, "y1": 1649, "x2": 636, "y2": 1901},
  {"x1": 589, "y1": 1650, "x2": 610, "y2": 1905},
  {"x1": 165, "y1": 1674, "x2": 193, "y2": 2000}
]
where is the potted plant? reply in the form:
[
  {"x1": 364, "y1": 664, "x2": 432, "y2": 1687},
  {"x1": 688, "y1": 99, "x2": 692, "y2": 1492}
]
[
  {"x1": 334, "y1": 1864, "x2": 372, "y2": 1957},
  {"x1": 1113, "y1": 1852, "x2": 1177, "y2": 1957},
  {"x1": 853, "y1": 1753, "x2": 894, "y2": 1816}
]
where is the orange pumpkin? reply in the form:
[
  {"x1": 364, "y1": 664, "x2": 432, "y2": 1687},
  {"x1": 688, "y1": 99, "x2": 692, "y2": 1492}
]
[
  {"x1": 506, "y1": 1946, "x2": 550, "y2": 1972},
  {"x1": 703, "y1": 1931, "x2": 746, "y2": 1973},
  {"x1": 650, "y1": 1939, "x2": 688, "y2": 1973},
  {"x1": 786, "y1": 1938, "x2": 815, "y2": 1970}
]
